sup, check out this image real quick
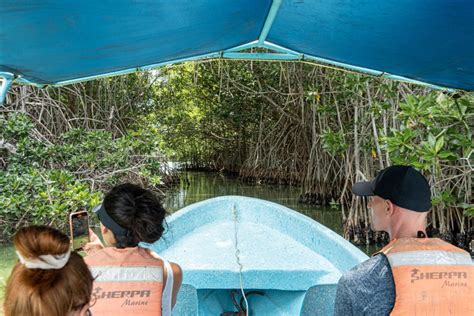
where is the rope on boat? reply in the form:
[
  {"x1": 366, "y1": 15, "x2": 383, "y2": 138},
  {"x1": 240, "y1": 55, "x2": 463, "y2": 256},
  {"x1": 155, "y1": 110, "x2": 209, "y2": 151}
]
[
  {"x1": 221, "y1": 291, "x2": 265, "y2": 316},
  {"x1": 232, "y1": 204, "x2": 249, "y2": 316}
]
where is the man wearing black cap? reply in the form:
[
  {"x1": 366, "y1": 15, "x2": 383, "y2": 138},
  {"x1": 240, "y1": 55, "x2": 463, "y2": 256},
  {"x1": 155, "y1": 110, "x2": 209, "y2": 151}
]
[{"x1": 334, "y1": 165, "x2": 473, "y2": 315}]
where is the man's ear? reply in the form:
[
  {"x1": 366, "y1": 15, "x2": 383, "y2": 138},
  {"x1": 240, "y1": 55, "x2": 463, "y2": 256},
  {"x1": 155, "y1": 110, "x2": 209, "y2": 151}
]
[
  {"x1": 101, "y1": 224, "x2": 108, "y2": 235},
  {"x1": 386, "y1": 200, "x2": 395, "y2": 215}
]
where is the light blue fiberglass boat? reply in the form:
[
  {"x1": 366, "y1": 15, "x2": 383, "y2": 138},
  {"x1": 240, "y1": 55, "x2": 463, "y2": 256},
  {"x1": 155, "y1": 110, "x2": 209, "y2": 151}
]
[{"x1": 141, "y1": 196, "x2": 368, "y2": 315}]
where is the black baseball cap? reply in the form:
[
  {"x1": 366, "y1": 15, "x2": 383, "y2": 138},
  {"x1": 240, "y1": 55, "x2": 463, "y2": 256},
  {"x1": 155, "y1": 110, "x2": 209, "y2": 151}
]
[
  {"x1": 92, "y1": 204, "x2": 129, "y2": 236},
  {"x1": 352, "y1": 165, "x2": 431, "y2": 212}
]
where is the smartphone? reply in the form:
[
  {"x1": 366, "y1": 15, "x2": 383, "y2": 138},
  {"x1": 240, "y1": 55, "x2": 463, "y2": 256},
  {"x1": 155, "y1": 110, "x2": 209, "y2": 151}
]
[{"x1": 69, "y1": 211, "x2": 90, "y2": 251}]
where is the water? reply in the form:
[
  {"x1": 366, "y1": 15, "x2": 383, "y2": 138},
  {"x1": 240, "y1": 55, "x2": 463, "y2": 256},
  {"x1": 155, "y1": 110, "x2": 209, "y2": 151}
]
[
  {"x1": 163, "y1": 172, "x2": 345, "y2": 234},
  {"x1": 0, "y1": 171, "x2": 376, "y2": 301},
  {"x1": 0, "y1": 245, "x2": 15, "y2": 288},
  {"x1": 163, "y1": 172, "x2": 378, "y2": 254}
]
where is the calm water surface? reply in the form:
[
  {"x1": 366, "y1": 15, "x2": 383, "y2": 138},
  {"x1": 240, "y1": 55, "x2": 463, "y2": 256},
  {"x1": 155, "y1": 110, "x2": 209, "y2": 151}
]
[
  {"x1": 163, "y1": 172, "x2": 377, "y2": 255},
  {"x1": 0, "y1": 171, "x2": 376, "y2": 301}
]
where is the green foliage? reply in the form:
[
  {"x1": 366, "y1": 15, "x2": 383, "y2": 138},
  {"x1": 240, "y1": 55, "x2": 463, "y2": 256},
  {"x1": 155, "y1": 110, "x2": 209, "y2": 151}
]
[
  {"x1": 148, "y1": 61, "x2": 473, "y2": 224},
  {"x1": 0, "y1": 112, "x2": 34, "y2": 139},
  {"x1": 459, "y1": 202, "x2": 474, "y2": 218},
  {"x1": 0, "y1": 112, "x2": 167, "y2": 241},
  {"x1": 149, "y1": 62, "x2": 263, "y2": 167},
  {"x1": 321, "y1": 129, "x2": 348, "y2": 156},
  {"x1": 57, "y1": 129, "x2": 129, "y2": 170},
  {"x1": 384, "y1": 93, "x2": 473, "y2": 169},
  {"x1": 0, "y1": 167, "x2": 102, "y2": 242},
  {"x1": 383, "y1": 93, "x2": 473, "y2": 211}
]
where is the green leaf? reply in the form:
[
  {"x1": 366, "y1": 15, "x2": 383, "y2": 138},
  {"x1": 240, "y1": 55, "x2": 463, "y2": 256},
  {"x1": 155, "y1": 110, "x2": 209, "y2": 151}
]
[
  {"x1": 428, "y1": 134, "x2": 436, "y2": 146},
  {"x1": 458, "y1": 202, "x2": 474, "y2": 209},
  {"x1": 464, "y1": 207, "x2": 474, "y2": 218},
  {"x1": 434, "y1": 136, "x2": 444, "y2": 153},
  {"x1": 437, "y1": 151, "x2": 456, "y2": 160}
]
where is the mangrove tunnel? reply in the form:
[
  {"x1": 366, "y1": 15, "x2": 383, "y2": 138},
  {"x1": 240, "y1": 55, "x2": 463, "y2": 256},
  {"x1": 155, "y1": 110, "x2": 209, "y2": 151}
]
[{"x1": 1, "y1": 60, "x2": 473, "y2": 251}]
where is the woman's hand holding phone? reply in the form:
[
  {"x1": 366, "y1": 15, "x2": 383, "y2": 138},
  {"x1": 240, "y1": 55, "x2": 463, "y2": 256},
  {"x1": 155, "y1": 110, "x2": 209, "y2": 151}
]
[
  {"x1": 83, "y1": 229, "x2": 104, "y2": 256},
  {"x1": 69, "y1": 211, "x2": 90, "y2": 251}
]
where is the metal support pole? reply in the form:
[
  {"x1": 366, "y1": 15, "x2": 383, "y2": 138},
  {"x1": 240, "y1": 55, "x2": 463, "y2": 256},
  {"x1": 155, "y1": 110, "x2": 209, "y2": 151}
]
[
  {"x1": 0, "y1": 73, "x2": 14, "y2": 106},
  {"x1": 258, "y1": 0, "x2": 282, "y2": 45},
  {"x1": 223, "y1": 52, "x2": 301, "y2": 60}
]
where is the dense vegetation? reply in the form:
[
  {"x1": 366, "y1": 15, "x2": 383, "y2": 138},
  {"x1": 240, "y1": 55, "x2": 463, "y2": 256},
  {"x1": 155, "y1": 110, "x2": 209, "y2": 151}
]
[
  {"x1": 1, "y1": 61, "x2": 472, "y2": 250},
  {"x1": 148, "y1": 61, "x2": 473, "y2": 248},
  {"x1": 0, "y1": 75, "x2": 176, "y2": 243}
]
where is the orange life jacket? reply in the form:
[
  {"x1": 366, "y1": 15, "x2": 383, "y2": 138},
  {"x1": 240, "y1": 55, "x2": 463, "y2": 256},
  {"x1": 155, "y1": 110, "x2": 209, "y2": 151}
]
[
  {"x1": 85, "y1": 247, "x2": 164, "y2": 316},
  {"x1": 379, "y1": 238, "x2": 473, "y2": 315}
]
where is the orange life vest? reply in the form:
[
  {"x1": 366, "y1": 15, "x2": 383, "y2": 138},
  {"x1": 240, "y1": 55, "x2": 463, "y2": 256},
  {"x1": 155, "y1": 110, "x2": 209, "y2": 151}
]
[
  {"x1": 85, "y1": 247, "x2": 164, "y2": 316},
  {"x1": 379, "y1": 238, "x2": 473, "y2": 315}
]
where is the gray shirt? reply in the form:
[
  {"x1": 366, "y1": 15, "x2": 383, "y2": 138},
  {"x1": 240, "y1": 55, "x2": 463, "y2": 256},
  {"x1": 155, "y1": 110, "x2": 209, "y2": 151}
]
[{"x1": 334, "y1": 254, "x2": 395, "y2": 316}]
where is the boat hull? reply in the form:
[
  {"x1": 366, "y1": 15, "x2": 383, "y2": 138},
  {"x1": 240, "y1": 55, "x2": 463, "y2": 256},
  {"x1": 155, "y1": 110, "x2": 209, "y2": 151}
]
[{"x1": 142, "y1": 196, "x2": 368, "y2": 315}]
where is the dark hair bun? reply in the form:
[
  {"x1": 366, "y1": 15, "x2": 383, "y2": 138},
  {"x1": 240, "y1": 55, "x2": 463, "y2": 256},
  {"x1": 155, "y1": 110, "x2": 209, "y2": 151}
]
[{"x1": 103, "y1": 183, "x2": 167, "y2": 247}]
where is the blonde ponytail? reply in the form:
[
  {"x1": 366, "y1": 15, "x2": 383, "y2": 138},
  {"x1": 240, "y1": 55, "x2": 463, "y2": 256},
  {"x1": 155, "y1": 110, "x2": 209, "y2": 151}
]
[{"x1": 4, "y1": 226, "x2": 93, "y2": 316}]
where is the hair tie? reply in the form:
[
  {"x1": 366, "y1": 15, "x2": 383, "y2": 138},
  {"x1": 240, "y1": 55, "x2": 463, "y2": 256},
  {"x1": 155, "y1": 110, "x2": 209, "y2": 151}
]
[{"x1": 16, "y1": 250, "x2": 71, "y2": 270}]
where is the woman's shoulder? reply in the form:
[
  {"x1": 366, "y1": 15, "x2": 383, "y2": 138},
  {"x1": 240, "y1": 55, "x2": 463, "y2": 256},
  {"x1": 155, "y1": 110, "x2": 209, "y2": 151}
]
[
  {"x1": 146, "y1": 249, "x2": 182, "y2": 276},
  {"x1": 169, "y1": 261, "x2": 182, "y2": 279}
]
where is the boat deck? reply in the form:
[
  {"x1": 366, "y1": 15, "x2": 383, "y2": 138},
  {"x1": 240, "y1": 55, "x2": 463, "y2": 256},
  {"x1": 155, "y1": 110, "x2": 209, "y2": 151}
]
[
  {"x1": 160, "y1": 220, "x2": 340, "y2": 290},
  {"x1": 142, "y1": 196, "x2": 367, "y2": 315}
]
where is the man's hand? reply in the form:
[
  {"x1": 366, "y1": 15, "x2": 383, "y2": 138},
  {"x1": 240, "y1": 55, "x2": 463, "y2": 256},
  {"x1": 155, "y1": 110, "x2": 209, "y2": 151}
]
[{"x1": 83, "y1": 229, "x2": 104, "y2": 256}]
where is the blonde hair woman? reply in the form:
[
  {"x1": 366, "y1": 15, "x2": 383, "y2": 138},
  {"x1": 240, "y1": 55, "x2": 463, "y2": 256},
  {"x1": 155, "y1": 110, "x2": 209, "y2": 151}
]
[{"x1": 4, "y1": 225, "x2": 94, "y2": 316}]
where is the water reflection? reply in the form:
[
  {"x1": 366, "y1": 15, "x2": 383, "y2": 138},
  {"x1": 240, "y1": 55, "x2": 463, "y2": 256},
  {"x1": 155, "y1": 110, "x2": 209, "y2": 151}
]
[
  {"x1": 163, "y1": 171, "x2": 343, "y2": 235},
  {"x1": 163, "y1": 171, "x2": 380, "y2": 255}
]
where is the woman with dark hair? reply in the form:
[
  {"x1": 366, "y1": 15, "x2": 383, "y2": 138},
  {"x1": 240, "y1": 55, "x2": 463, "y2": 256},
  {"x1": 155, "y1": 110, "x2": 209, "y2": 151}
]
[
  {"x1": 84, "y1": 183, "x2": 182, "y2": 316},
  {"x1": 4, "y1": 226, "x2": 94, "y2": 316}
]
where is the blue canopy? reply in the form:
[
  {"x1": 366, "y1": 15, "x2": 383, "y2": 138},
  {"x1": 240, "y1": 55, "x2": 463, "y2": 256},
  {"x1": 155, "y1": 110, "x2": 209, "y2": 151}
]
[{"x1": 1, "y1": 0, "x2": 473, "y2": 103}]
